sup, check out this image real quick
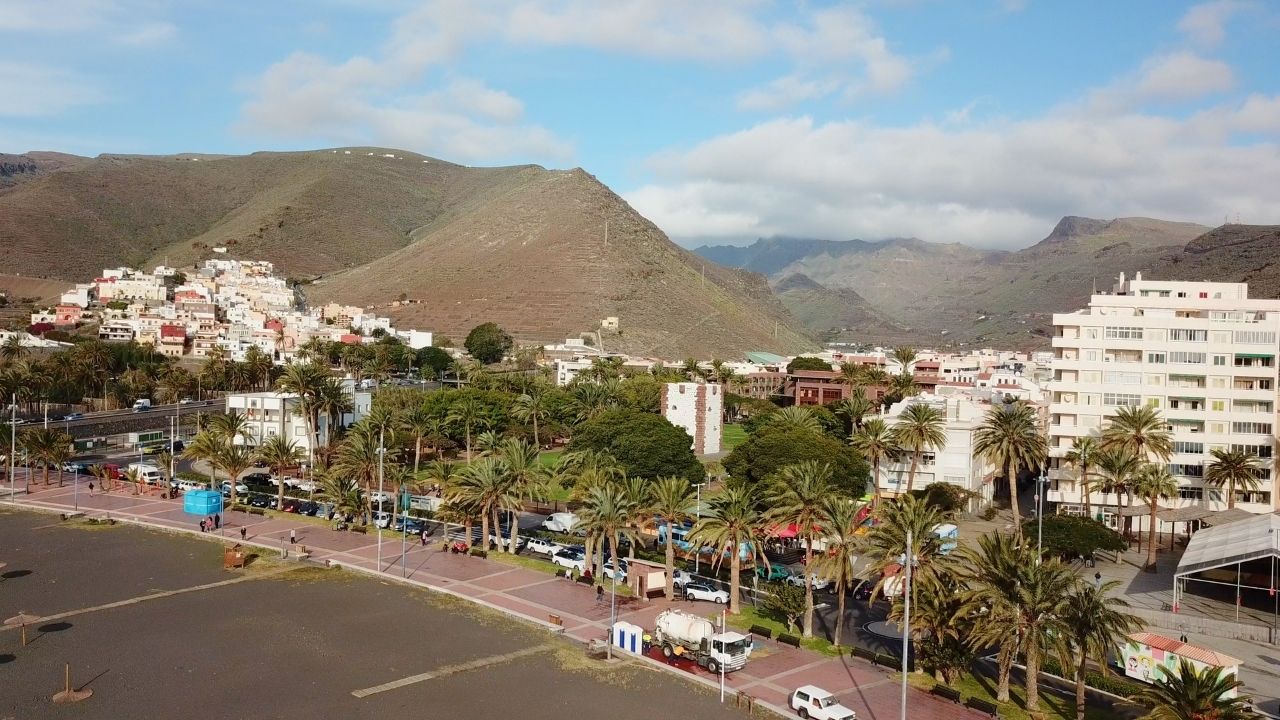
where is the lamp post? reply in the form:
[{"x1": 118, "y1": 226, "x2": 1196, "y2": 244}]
[
  {"x1": 693, "y1": 481, "x2": 706, "y2": 574},
  {"x1": 8, "y1": 394, "x2": 16, "y2": 503},
  {"x1": 376, "y1": 428, "x2": 385, "y2": 573},
  {"x1": 900, "y1": 529, "x2": 914, "y2": 720},
  {"x1": 1037, "y1": 473, "x2": 1049, "y2": 561}
]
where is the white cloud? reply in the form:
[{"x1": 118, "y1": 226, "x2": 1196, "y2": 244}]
[
  {"x1": 626, "y1": 100, "x2": 1280, "y2": 249},
  {"x1": 1177, "y1": 0, "x2": 1248, "y2": 48},
  {"x1": 0, "y1": 0, "x2": 177, "y2": 42},
  {"x1": 1135, "y1": 52, "x2": 1234, "y2": 100},
  {"x1": 737, "y1": 75, "x2": 839, "y2": 111},
  {"x1": 116, "y1": 20, "x2": 177, "y2": 46},
  {"x1": 0, "y1": 61, "x2": 103, "y2": 116}
]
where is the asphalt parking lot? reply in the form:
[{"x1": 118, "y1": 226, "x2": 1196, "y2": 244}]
[{"x1": 0, "y1": 508, "x2": 749, "y2": 720}]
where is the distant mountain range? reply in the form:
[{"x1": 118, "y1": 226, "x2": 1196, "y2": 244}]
[
  {"x1": 0, "y1": 148, "x2": 815, "y2": 358},
  {"x1": 693, "y1": 216, "x2": 1280, "y2": 348}
]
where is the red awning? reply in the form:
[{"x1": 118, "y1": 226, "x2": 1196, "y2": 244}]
[{"x1": 770, "y1": 523, "x2": 800, "y2": 538}]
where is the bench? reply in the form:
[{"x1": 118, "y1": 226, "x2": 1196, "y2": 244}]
[
  {"x1": 874, "y1": 653, "x2": 900, "y2": 669},
  {"x1": 930, "y1": 685, "x2": 962, "y2": 703},
  {"x1": 964, "y1": 698, "x2": 1000, "y2": 717},
  {"x1": 469, "y1": 548, "x2": 488, "y2": 558},
  {"x1": 777, "y1": 633, "x2": 801, "y2": 648},
  {"x1": 748, "y1": 625, "x2": 773, "y2": 639},
  {"x1": 850, "y1": 646, "x2": 876, "y2": 662}
]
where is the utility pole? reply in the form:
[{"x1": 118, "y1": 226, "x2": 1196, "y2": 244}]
[
  {"x1": 376, "y1": 427, "x2": 385, "y2": 572},
  {"x1": 900, "y1": 529, "x2": 913, "y2": 720}
]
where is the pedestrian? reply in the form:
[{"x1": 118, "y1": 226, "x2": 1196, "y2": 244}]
[
  {"x1": 239, "y1": 526, "x2": 247, "y2": 541},
  {"x1": 199, "y1": 519, "x2": 206, "y2": 533},
  {"x1": 289, "y1": 529, "x2": 296, "y2": 545},
  {"x1": 1094, "y1": 571, "x2": 1103, "y2": 589},
  {"x1": 214, "y1": 513, "x2": 221, "y2": 530},
  {"x1": 420, "y1": 529, "x2": 428, "y2": 546},
  {"x1": 596, "y1": 585, "x2": 604, "y2": 607},
  {"x1": 88, "y1": 481, "x2": 94, "y2": 495},
  {"x1": 642, "y1": 633, "x2": 652, "y2": 654}
]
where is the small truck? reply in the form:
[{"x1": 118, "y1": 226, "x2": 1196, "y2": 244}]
[{"x1": 653, "y1": 609, "x2": 751, "y2": 674}]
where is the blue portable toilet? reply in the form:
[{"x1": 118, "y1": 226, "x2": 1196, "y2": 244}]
[
  {"x1": 184, "y1": 490, "x2": 224, "y2": 516},
  {"x1": 612, "y1": 621, "x2": 641, "y2": 654}
]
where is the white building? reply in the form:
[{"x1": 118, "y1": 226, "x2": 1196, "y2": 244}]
[
  {"x1": 1048, "y1": 273, "x2": 1280, "y2": 524},
  {"x1": 226, "y1": 384, "x2": 371, "y2": 455},
  {"x1": 661, "y1": 382, "x2": 723, "y2": 456},
  {"x1": 880, "y1": 394, "x2": 997, "y2": 512}
]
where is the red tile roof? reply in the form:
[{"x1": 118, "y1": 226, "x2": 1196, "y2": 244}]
[
  {"x1": 1128, "y1": 633, "x2": 1240, "y2": 668},
  {"x1": 160, "y1": 324, "x2": 186, "y2": 339}
]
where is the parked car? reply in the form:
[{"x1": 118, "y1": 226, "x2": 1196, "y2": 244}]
[
  {"x1": 789, "y1": 685, "x2": 856, "y2": 720},
  {"x1": 293, "y1": 480, "x2": 320, "y2": 493},
  {"x1": 247, "y1": 493, "x2": 273, "y2": 508},
  {"x1": 63, "y1": 412, "x2": 84, "y2": 421},
  {"x1": 671, "y1": 569, "x2": 695, "y2": 589},
  {"x1": 541, "y1": 512, "x2": 582, "y2": 535},
  {"x1": 369, "y1": 491, "x2": 393, "y2": 504},
  {"x1": 243, "y1": 472, "x2": 271, "y2": 485},
  {"x1": 373, "y1": 511, "x2": 392, "y2": 529},
  {"x1": 179, "y1": 398, "x2": 194, "y2": 405},
  {"x1": 61, "y1": 462, "x2": 90, "y2": 473},
  {"x1": 756, "y1": 563, "x2": 791, "y2": 582},
  {"x1": 684, "y1": 583, "x2": 729, "y2": 604},
  {"x1": 220, "y1": 481, "x2": 249, "y2": 494},
  {"x1": 176, "y1": 479, "x2": 204, "y2": 493},
  {"x1": 393, "y1": 517, "x2": 426, "y2": 534},
  {"x1": 551, "y1": 548, "x2": 587, "y2": 573},
  {"x1": 282, "y1": 498, "x2": 302, "y2": 513},
  {"x1": 786, "y1": 572, "x2": 831, "y2": 590},
  {"x1": 603, "y1": 558, "x2": 628, "y2": 582},
  {"x1": 295, "y1": 501, "x2": 320, "y2": 516},
  {"x1": 851, "y1": 581, "x2": 875, "y2": 602},
  {"x1": 524, "y1": 536, "x2": 563, "y2": 556}
]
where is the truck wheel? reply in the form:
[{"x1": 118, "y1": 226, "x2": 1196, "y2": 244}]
[
  {"x1": 662, "y1": 644, "x2": 674, "y2": 659},
  {"x1": 707, "y1": 659, "x2": 720, "y2": 674},
  {"x1": 798, "y1": 709, "x2": 810, "y2": 719}
]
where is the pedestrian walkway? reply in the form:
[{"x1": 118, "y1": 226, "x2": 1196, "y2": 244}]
[{"x1": 8, "y1": 476, "x2": 986, "y2": 720}]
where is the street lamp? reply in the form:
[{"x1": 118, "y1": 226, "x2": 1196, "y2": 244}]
[
  {"x1": 375, "y1": 428, "x2": 385, "y2": 572},
  {"x1": 8, "y1": 394, "x2": 16, "y2": 503},
  {"x1": 693, "y1": 481, "x2": 706, "y2": 574},
  {"x1": 1036, "y1": 473, "x2": 1050, "y2": 561},
  {"x1": 899, "y1": 529, "x2": 914, "y2": 720}
]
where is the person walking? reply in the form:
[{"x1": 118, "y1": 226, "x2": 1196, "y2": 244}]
[
  {"x1": 239, "y1": 526, "x2": 247, "y2": 541},
  {"x1": 596, "y1": 585, "x2": 604, "y2": 607},
  {"x1": 289, "y1": 529, "x2": 296, "y2": 545},
  {"x1": 199, "y1": 519, "x2": 206, "y2": 533},
  {"x1": 420, "y1": 529, "x2": 428, "y2": 547},
  {"x1": 1094, "y1": 571, "x2": 1103, "y2": 589},
  {"x1": 214, "y1": 513, "x2": 221, "y2": 530},
  {"x1": 88, "y1": 481, "x2": 94, "y2": 495}
]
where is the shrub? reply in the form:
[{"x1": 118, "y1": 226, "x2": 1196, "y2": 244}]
[{"x1": 1023, "y1": 514, "x2": 1126, "y2": 560}]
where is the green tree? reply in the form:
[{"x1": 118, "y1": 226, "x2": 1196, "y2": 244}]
[
  {"x1": 764, "y1": 460, "x2": 834, "y2": 638},
  {"x1": 891, "y1": 402, "x2": 947, "y2": 495},
  {"x1": 972, "y1": 401, "x2": 1046, "y2": 537},
  {"x1": 512, "y1": 386, "x2": 551, "y2": 447},
  {"x1": 762, "y1": 582, "x2": 806, "y2": 634},
  {"x1": 811, "y1": 497, "x2": 863, "y2": 646},
  {"x1": 1092, "y1": 446, "x2": 1144, "y2": 530},
  {"x1": 256, "y1": 435, "x2": 304, "y2": 510},
  {"x1": 498, "y1": 438, "x2": 546, "y2": 554},
  {"x1": 1127, "y1": 659, "x2": 1252, "y2": 720},
  {"x1": 724, "y1": 426, "x2": 869, "y2": 496},
  {"x1": 1064, "y1": 435, "x2": 1100, "y2": 520},
  {"x1": 688, "y1": 484, "x2": 767, "y2": 614},
  {"x1": 464, "y1": 322, "x2": 514, "y2": 364},
  {"x1": 863, "y1": 494, "x2": 951, "y2": 595},
  {"x1": 956, "y1": 532, "x2": 1025, "y2": 702},
  {"x1": 851, "y1": 418, "x2": 898, "y2": 508},
  {"x1": 567, "y1": 409, "x2": 704, "y2": 483},
  {"x1": 649, "y1": 476, "x2": 695, "y2": 601},
  {"x1": 1133, "y1": 463, "x2": 1178, "y2": 571},
  {"x1": 1204, "y1": 447, "x2": 1263, "y2": 510},
  {"x1": 416, "y1": 345, "x2": 454, "y2": 378},
  {"x1": 1026, "y1": 514, "x2": 1127, "y2": 560},
  {"x1": 577, "y1": 481, "x2": 637, "y2": 582},
  {"x1": 786, "y1": 356, "x2": 832, "y2": 373},
  {"x1": 1057, "y1": 580, "x2": 1143, "y2": 720},
  {"x1": 763, "y1": 406, "x2": 822, "y2": 434},
  {"x1": 1103, "y1": 405, "x2": 1173, "y2": 463}
]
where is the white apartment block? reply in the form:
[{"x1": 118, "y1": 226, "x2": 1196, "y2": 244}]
[
  {"x1": 1048, "y1": 273, "x2": 1280, "y2": 524},
  {"x1": 661, "y1": 382, "x2": 723, "y2": 456},
  {"x1": 226, "y1": 384, "x2": 370, "y2": 455},
  {"x1": 880, "y1": 394, "x2": 997, "y2": 512}
]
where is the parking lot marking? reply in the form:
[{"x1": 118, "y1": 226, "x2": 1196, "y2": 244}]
[{"x1": 351, "y1": 643, "x2": 555, "y2": 698}]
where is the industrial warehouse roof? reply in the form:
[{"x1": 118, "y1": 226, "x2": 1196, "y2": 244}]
[
  {"x1": 746, "y1": 351, "x2": 788, "y2": 365},
  {"x1": 1176, "y1": 512, "x2": 1280, "y2": 577}
]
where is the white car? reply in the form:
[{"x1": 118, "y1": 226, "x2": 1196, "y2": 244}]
[
  {"x1": 790, "y1": 685, "x2": 856, "y2": 720},
  {"x1": 179, "y1": 398, "x2": 194, "y2": 404},
  {"x1": 176, "y1": 480, "x2": 205, "y2": 493},
  {"x1": 294, "y1": 480, "x2": 320, "y2": 493},
  {"x1": 603, "y1": 559, "x2": 628, "y2": 582},
  {"x1": 221, "y1": 481, "x2": 249, "y2": 494},
  {"x1": 671, "y1": 569, "x2": 694, "y2": 588},
  {"x1": 373, "y1": 511, "x2": 392, "y2": 529},
  {"x1": 369, "y1": 491, "x2": 393, "y2": 504},
  {"x1": 786, "y1": 572, "x2": 831, "y2": 590},
  {"x1": 525, "y1": 537, "x2": 563, "y2": 555},
  {"x1": 683, "y1": 582, "x2": 729, "y2": 604},
  {"x1": 551, "y1": 549, "x2": 586, "y2": 573}
]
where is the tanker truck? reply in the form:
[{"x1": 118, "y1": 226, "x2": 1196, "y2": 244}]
[{"x1": 652, "y1": 608, "x2": 751, "y2": 674}]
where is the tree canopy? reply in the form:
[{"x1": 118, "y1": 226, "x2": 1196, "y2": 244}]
[
  {"x1": 567, "y1": 408, "x2": 704, "y2": 483},
  {"x1": 786, "y1": 356, "x2": 833, "y2": 373},
  {"x1": 723, "y1": 426, "x2": 869, "y2": 497},
  {"x1": 415, "y1": 346, "x2": 454, "y2": 377},
  {"x1": 1024, "y1": 514, "x2": 1127, "y2": 560},
  {"x1": 464, "y1": 322, "x2": 514, "y2": 364}
]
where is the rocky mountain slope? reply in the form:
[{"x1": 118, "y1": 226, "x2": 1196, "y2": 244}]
[
  {"x1": 770, "y1": 273, "x2": 914, "y2": 345},
  {"x1": 0, "y1": 148, "x2": 814, "y2": 358}
]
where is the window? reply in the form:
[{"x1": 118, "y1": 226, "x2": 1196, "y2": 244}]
[
  {"x1": 1169, "y1": 351, "x2": 1206, "y2": 364},
  {"x1": 1232, "y1": 422, "x2": 1273, "y2": 435},
  {"x1": 1146, "y1": 352, "x2": 1166, "y2": 364},
  {"x1": 1170, "y1": 329, "x2": 1208, "y2": 342},
  {"x1": 1173, "y1": 441, "x2": 1204, "y2": 454},
  {"x1": 1168, "y1": 464, "x2": 1204, "y2": 477},
  {"x1": 1212, "y1": 331, "x2": 1232, "y2": 344},
  {"x1": 1209, "y1": 422, "x2": 1226, "y2": 434},
  {"x1": 1105, "y1": 326, "x2": 1144, "y2": 340},
  {"x1": 1085, "y1": 350, "x2": 1100, "y2": 362},
  {"x1": 1103, "y1": 371, "x2": 1142, "y2": 385},
  {"x1": 1231, "y1": 443, "x2": 1273, "y2": 458},
  {"x1": 1234, "y1": 330, "x2": 1276, "y2": 344},
  {"x1": 1236, "y1": 491, "x2": 1272, "y2": 505},
  {"x1": 295, "y1": 427, "x2": 307, "y2": 437},
  {"x1": 1146, "y1": 398, "x2": 1162, "y2": 408},
  {"x1": 1234, "y1": 355, "x2": 1275, "y2": 368},
  {"x1": 1210, "y1": 400, "x2": 1225, "y2": 412},
  {"x1": 1085, "y1": 328, "x2": 1099, "y2": 339},
  {"x1": 1169, "y1": 398, "x2": 1204, "y2": 411},
  {"x1": 1213, "y1": 355, "x2": 1228, "y2": 366},
  {"x1": 1210, "y1": 376, "x2": 1227, "y2": 388},
  {"x1": 1103, "y1": 393, "x2": 1141, "y2": 407},
  {"x1": 1178, "y1": 487, "x2": 1204, "y2": 500},
  {"x1": 1147, "y1": 375, "x2": 1164, "y2": 386}
]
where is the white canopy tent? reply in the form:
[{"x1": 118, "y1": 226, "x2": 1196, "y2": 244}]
[{"x1": 1172, "y1": 512, "x2": 1280, "y2": 628}]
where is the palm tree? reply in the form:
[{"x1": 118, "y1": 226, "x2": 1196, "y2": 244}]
[
  {"x1": 811, "y1": 497, "x2": 863, "y2": 647},
  {"x1": 184, "y1": 430, "x2": 224, "y2": 489},
  {"x1": 577, "y1": 481, "x2": 637, "y2": 584},
  {"x1": 1092, "y1": 446, "x2": 1144, "y2": 532},
  {"x1": 218, "y1": 445, "x2": 256, "y2": 506},
  {"x1": 318, "y1": 472, "x2": 363, "y2": 527},
  {"x1": 334, "y1": 423, "x2": 385, "y2": 521},
  {"x1": 498, "y1": 439, "x2": 546, "y2": 554},
  {"x1": 1127, "y1": 659, "x2": 1252, "y2": 720},
  {"x1": 1133, "y1": 463, "x2": 1178, "y2": 571},
  {"x1": 851, "y1": 418, "x2": 898, "y2": 508},
  {"x1": 1204, "y1": 448, "x2": 1262, "y2": 510},
  {"x1": 832, "y1": 393, "x2": 873, "y2": 434},
  {"x1": 257, "y1": 435, "x2": 304, "y2": 510},
  {"x1": 45, "y1": 431, "x2": 74, "y2": 487},
  {"x1": 474, "y1": 430, "x2": 502, "y2": 457},
  {"x1": 619, "y1": 475, "x2": 652, "y2": 564},
  {"x1": 765, "y1": 406, "x2": 821, "y2": 434},
  {"x1": 887, "y1": 567, "x2": 970, "y2": 683},
  {"x1": 1012, "y1": 557, "x2": 1077, "y2": 711},
  {"x1": 451, "y1": 457, "x2": 512, "y2": 550},
  {"x1": 1103, "y1": 405, "x2": 1173, "y2": 463},
  {"x1": 1057, "y1": 580, "x2": 1143, "y2": 720},
  {"x1": 276, "y1": 361, "x2": 327, "y2": 459},
  {"x1": 513, "y1": 386, "x2": 551, "y2": 447},
  {"x1": 402, "y1": 405, "x2": 434, "y2": 477},
  {"x1": 688, "y1": 484, "x2": 767, "y2": 614},
  {"x1": 207, "y1": 410, "x2": 254, "y2": 448},
  {"x1": 863, "y1": 494, "x2": 951, "y2": 595},
  {"x1": 891, "y1": 402, "x2": 947, "y2": 495},
  {"x1": 972, "y1": 401, "x2": 1046, "y2": 537},
  {"x1": 447, "y1": 395, "x2": 485, "y2": 462},
  {"x1": 1063, "y1": 435, "x2": 1100, "y2": 520},
  {"x1": 649, "y1": 476, "x2": 694, "y2": 600},
  {"x1": 122, "y1": 466, "x2": 144, "y2": 496},
  {"x1": 764, "y1": 460, "x2": 834, "y2": 637},
  {"x1": 315, "y1": 376, "x2": 353, "y2": 441},
  {"x1": 155, "y1": 450, "x2": 174, "y2": 489},
  {"x1": 956, "y1": 531, "x2": 1026, "y2": 703}
]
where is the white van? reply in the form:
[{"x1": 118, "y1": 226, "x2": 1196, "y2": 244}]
[
  {"x1": 542, "y1": 512, "x2": 582, "y2": 535},
  {"x1": 789, "y1": 685, "x2": 856, "y2": 720},
  {"x1": 126, "y1": 463, "x2": 164, "y2": 485}
]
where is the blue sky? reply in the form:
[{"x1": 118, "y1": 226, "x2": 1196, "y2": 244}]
[{"x1": 3, "y1": 0, "x2": 1278, "y2": 248}]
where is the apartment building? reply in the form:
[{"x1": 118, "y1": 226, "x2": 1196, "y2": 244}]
[
  {"x1": 880, "y1": 393, "x2": 997, "y2": 512},
  {"x1": 661, "y1": 382, "x2": 723, "y2": 456},
  {"x1": 1048, "y1": 273, "x2": 1280, "y2": 524}
]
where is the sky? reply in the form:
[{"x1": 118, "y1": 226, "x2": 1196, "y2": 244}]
[{"x1": 3, "y1": 0, "x2": 1279, "y2": 250}]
